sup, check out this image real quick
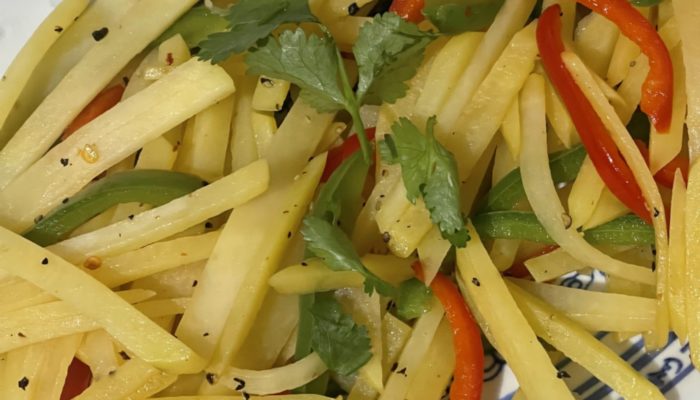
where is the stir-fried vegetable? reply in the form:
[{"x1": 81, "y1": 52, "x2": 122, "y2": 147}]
[{"x1": 24, "y1": 170, "x2": 204, "y2": 246}]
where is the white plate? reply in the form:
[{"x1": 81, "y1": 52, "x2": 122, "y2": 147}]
[{"x1": 1, "y1": 1, "x2": 698, "y2": 399}]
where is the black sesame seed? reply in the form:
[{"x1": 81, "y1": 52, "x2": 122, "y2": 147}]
[
  {"x1": 91, "y1": 27, "x2": 109, "y2": 41},
  {"x1": 471, "y1": 277, "x2": 481, "y2": 287},
  {"x1": 119, "y1": 351, "x2": 130, "y2": 360},
  {"x1": 348, "y1": 2, "x2": 360, "y2": 15},
  {"x1": 54, "y1": 26, "x2": 63, "y2": 33},
  {"x1": 233, "y1": 377, "x2": 246, "y2": 391},
  {"x1": 41, "y1": 257, "x2": 49, "y2": 265},
  {"x1": 192, "y1": 280, "x2": 198, "y2": 287},
  {"x1": 557, "y1": 370, "x2": 571, "y2": 379},
  {"x1": 18, "y1": 376, "x2": 29, "y2": 390},
  {"x1": 205, "y1": 372, "x2": 217, "y2": 385},
  {"x1": 287, "y1": 231, "x2": 292, "y2": 239}
]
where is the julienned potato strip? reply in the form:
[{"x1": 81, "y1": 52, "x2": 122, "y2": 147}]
[{"x1": 0, "y1": 226, "x2": 204, "y2": 374}]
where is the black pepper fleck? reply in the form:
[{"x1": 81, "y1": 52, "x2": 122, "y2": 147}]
[
  {"x1": 17, "y1": 332, "x2": 25, "y2": 338},
  {"x1": 108, "y1": 369, "x2": 116, "y2": 376},
  {"x1": 128, "y1": 214, "x2": 134, "y2": 220},
  {"x1": 348, "y1": 2, "x2": 360, "y2": 15},
  {"x1": 386, "y1": 300, "x2": 395, "y2": 310},
  {"x1": 260, "y1": 77, "x2": 274, "y2": 87},
  {"x1": 62, "y1": 198, "x2": 70, "y2": 204},
  {"x1": 92, "y1": 27, "x2": 109, "y2": 41},
  {"x1": 192, "y1": 280, "x2": 198, "y2": 287},
  {"x1": 41, "y1": 257, "x2": 49, "y2": 265},
  {"x1": 54, "y1": 25, "x2": 63, "y2": 33},
  {"x1": 205, "y1": 222, "x2": 213, "y2": 229},
  {"x1": 557, "y1": 370, "x2": 571, "y2": 379},
  {"x1": 233, "y1": 377, "x2": 246, "y2": 391},
  {"x1": 382, "y1": 232, "x2": 391, "y2": 243},
  {"x1": 287, "y1": 231, "x2": 292, "y2": 239},
  {"x1": 243, "y1": 392, "x2": 250, "y2": 400},
  {"x1": 301, "y1": 262, "x2": 308, "y2": 266},
  {"x1": 205, "y1": 372, "x2": 217, "y2": 385},
  {"x1": 122, "y1": 76, "x2": 130, "y2": 86},
  {"x1": 18, "y1": 377, "x2": 29, "y2": 390},
  {"x1": 651, "y1": 261, "x2": 656, "y2": 272},
  {"x1": 391, "y1": 362, "x2": 398, "y2": 372},
  {"x1": 397, "y1": 367, "x2": 407, "y2": 376},
  {"x1": 60, "y1": 158, "x2": 69, "y2": 166},
  {"x1": 203, "y1": 332, "x2": 210, "y2": 337},
  {"x1": 471, "y1": 277, "x2": 481, "y2": 287},
  {"x1": 119, "y1": 351, "x2": 130, "y2": 360},
  {"x1": 653, "y1": 207, "x2": 660, "y2": 217}
]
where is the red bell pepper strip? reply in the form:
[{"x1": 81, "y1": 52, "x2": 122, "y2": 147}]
[
  {"x1": 576, "y1": 0, "x2": 673, "y2": 132},
  {"x1": 413, "y1": 262, "x2": 483, "y2": 400},
  {"x1": 537, "y1": 5, "x2": 652, "y2": 224},
  {"x1": 321, "y1": 127, "x2": 376, "y2": 182},
  {"x1": 61, "y1": 84, "x2": 125, "y2": 141},
  {"x1": 60, "y1": 358, "x2": 92, "y2": 400},
  {"x1": 390, "y1": 0, "x2": 426, "y2": 23},
  {"x1": 634, "y1": 140, "x2": 689, "y2": 189}
]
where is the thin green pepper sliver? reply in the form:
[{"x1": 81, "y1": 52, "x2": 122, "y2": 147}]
[
  {"x1": 24, "y1": 170, "x2": 205, "y2": 246},
  {"x1": 151, "y1": 5, "x2": 228, "y2": 49},
  {"x1": 481, "y1": 144, "x2": 586, "y2": 212},
  {"x1": 472, "y1": 211, "x2": 654, "y2": 246}
]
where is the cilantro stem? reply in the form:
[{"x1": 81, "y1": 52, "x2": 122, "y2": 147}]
[{"x1": 336, "y1": 49, "x2": 373, "y2": 164}]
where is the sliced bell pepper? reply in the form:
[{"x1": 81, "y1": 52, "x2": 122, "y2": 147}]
[
  {"x1": 390, "y1": 0, "x2": 426, "y2": 23},
  {"x1": 634, "y1": 140, "x2": 689, "y2": 189},
  {"x1": 413, "y1": 262, "x2": 483, "y2": 400},
  {"x1": 321, "y1": 127, "x2": 376, "y2": 182},
  {"x1": 24, "y1": 170, "x2": 205, "y2": 246},
  {"x1": 472, "y1": 210, "x2": 655, "y2": 246},
  {"x1": 576, "y1": 0, "x2": 673, "y2": 132},
  {"x1": 60, "y1": 358, "x2": 92, "y2": 400},
  {"x1": 482, "y1": 144, "x2": 586, "y2": 212},
  {"x1": 62, "y1": 85, "x2": 124, "y2": 141},
  {"x1": 537, "y1": 5, "x2": 651, "y2": 224}
]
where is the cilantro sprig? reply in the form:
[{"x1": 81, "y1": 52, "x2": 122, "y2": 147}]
[
  {"x1": 197, "y1": 0, "x2": 317, "y2": 63},
  {"x1": 380, "y1": 116, "x2": 470, "y2": 247},
  {"x1": 245, "y1": 13, "x2": 436, "y2": 163},
  {"x1": 308, "y1": 292, "x2": 373, "y2": 375}
]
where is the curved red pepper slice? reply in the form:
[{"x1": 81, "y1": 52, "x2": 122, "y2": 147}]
[
  {"x1": 576, "y1": 0, "x2": 673, "y2": 132},
  {"x1": 537, "y1": 4, "x2": 651, "y2": 224},
  {"x1": 634, "y1": 140, "x2": 689, "y2": 189},
  {"x1": 413, "y1": 262, "x2": 484, "y2": 400},
  {"x1": 60, "y1": 358, "x2": 92, "y2": 400},
  {"x1": 321, "y1": 127, "x2": 376, "y2": 182},
  {"x1": 389, "y1": 0, "x2": 426, "y2": 23}
]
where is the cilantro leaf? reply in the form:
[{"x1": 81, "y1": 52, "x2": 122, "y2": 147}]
[
  {"x1": 313, "y1": 151, "x2": 369, "y2": 235},
  {"x1": 309, "y1": 292, "x2": 372, "y2": 375},
  {"x1": 198, "y1": 0, "x2": 317, "y2": 63},
  {"x1": 396, "y1": 278, "x2": 433, "y2": 320},
  {"x1": 302, "y1": 216, "x2": 396, "y2": 296},
  {"x1": 246, "y1": 29, "x2": 347, "y2": 112},
  {"x1": 354, "y1": 13, "x2": 436, "y2": 105},
  {"x1": 423, "y1": 0, "x2": 504, "y2": 34},
  {"x1": 152, "y1": 6, "x2": 228, "y2": 49},
  {"x1": 380, "y1": 116, "x2": 469, "y2": 247}
]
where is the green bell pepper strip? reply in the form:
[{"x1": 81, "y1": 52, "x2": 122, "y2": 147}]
[
  {"x1": 472, "y1": 211, "x2": 654, "y2": 246},
  {"x1": 24, "y1": 170, "x2": 205, "y2": 246},
  {"x1": 481, "y1": 144, "x2": 586, "y2": 212},
  {"x1": 152, "y1": 5, "x2": 228, "y2": 49}
]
